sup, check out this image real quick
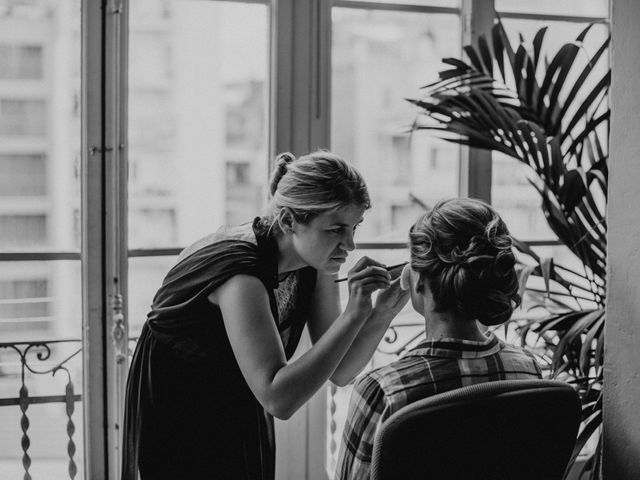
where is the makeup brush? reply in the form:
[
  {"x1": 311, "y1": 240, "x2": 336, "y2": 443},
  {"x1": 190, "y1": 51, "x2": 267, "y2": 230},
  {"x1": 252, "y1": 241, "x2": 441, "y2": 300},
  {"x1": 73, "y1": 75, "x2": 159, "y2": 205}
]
[{"x1": 334, "y1": 262, "x2": 408, "y2": 283}]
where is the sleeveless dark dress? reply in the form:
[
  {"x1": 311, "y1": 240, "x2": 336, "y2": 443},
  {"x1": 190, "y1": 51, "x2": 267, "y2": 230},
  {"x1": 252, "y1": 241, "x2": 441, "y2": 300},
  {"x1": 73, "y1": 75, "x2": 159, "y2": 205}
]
[{"x1": 122, "y1": 219, "x2": 317, "y2": 480}]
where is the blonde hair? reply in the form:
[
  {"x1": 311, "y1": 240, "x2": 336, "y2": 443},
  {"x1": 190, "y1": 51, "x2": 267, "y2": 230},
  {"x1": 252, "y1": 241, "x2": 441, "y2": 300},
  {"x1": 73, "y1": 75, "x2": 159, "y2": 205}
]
[{"x1": 264, "y1": 151, "x2": 370, "y2": 232}]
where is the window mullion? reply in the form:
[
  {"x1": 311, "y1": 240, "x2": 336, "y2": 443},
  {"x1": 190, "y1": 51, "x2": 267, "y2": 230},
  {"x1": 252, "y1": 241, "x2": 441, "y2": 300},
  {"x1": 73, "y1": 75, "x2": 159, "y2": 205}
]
[
  {"x1": 104, "y1": 0, "x2": 130, "y2": 476},
  {"x1": 458, "y1": 0, "x2": 494, "y2": 202},
  {"x1": 271, "y1": 0, "x2": 331, "y2": 159},
  {"x1": 81, "y1": 0, "x2": 129, "y2": 478},
  {"x1": 81, "y1": 0, "x2": 109, "y2": 477}
]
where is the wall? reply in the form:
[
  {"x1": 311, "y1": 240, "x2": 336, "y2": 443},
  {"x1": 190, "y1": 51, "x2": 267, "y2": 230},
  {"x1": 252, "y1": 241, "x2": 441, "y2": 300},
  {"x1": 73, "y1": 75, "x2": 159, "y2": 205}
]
[{"x1": 604, "y1": 0, "x2": 640, "y2": 477}]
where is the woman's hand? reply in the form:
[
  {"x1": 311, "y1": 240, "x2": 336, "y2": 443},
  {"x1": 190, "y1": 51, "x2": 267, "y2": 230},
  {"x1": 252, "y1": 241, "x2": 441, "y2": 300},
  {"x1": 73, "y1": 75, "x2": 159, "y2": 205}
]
[
  {"x1": 343, "y1": 256, "x2": 391, "y2": 321},
  {"x1": 371, "y1": 276, "x2": 411, "y2": 321}
]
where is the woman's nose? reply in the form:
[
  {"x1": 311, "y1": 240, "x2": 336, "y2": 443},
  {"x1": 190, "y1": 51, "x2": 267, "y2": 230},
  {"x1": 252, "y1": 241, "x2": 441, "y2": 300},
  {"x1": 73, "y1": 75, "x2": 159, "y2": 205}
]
[{"x1": 342, "y1": 231, "x2": 356, "y2": 252}]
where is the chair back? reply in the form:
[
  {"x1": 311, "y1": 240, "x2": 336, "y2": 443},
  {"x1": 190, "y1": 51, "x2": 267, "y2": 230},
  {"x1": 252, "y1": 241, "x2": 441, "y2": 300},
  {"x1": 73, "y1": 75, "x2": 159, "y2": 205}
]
[{"x1": 370, "y1": 379, "x2": 581, "y2": 480}]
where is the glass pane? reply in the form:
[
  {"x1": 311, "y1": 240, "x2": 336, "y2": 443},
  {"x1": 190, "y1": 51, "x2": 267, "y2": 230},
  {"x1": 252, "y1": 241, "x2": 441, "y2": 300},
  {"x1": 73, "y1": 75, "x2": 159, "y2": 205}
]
[
  {"x1": 343, "y1": 0, "x2": 460, "y2": 7},
  {"x1": 0, "y1": 0, "x2": 84, "y2": 476},
  {"x1": 0, "y1": 260, "x2": 83, "y2": 478},
  {"x1": 496, "y1": 0, "x2": 609, "y2": 17},
  {"x1": 332, "y1": 8, "x2": 461, "y2": 242},
  {"x1": 127, "y1": 256, "x2": 177, "y2": 337},
  {"x1": 0, "y1": 1, "x2": 82, "y2": 253},
  {"x1": 128, "y1": 0, "x2": 270, "y2": 249},
  {"x1": 491, "y1": 19, "x2": 609, "y2": 241}
]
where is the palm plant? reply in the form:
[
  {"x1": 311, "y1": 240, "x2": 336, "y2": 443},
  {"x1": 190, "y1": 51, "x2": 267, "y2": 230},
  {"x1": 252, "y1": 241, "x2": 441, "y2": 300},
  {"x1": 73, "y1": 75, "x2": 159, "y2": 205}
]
[{"x1": 408, "y1": 20, "x2": 609, "y2": 479}]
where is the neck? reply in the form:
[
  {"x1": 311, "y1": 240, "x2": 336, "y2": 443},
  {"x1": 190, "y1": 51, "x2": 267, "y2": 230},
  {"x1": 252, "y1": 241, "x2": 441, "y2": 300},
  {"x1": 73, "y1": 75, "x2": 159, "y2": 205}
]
[
  {"x1": 275, "y1": 233, "x2": 306, "y2": 274},
  {"x1": 423, "y1": 310, "x2": 488, "y2": 342}
]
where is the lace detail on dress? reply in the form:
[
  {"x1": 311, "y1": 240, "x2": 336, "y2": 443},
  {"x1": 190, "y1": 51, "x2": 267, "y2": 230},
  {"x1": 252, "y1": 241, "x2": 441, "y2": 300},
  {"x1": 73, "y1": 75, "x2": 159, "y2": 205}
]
[{"x1": 275, "y1": 274, "x2": 297, "y2": 327}]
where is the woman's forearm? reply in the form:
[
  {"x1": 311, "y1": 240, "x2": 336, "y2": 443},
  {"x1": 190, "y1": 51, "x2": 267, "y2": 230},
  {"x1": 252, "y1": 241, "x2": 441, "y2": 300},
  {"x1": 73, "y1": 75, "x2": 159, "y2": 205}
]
[
  {"x1": 329, "y1": 311, "x2": 394, "y2": 386},
  {"x1": 266, "y1": 310, "x2": 367, "y2": 419}
]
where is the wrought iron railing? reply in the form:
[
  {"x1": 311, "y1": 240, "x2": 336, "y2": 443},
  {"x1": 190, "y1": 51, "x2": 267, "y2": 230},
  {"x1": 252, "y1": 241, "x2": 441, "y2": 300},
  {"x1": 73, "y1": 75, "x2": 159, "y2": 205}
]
[
  {"x1": 0, "y1": 339, "x2": 82, "y2": 480},
  {"x1": 1, "y1": 326, "x2": 429, "y2": 480}
]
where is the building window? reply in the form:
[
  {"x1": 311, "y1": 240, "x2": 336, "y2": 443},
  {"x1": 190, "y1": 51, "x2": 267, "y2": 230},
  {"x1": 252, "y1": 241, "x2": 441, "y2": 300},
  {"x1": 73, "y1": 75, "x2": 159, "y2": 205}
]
[
  {"x1": 390, "y1": 134, "x2": 411, "y2": 186},
  {"x1": 0, "y1": 154, "x2": 46, "y2": 196},
  {"x1": 0, "y1": 279, "x2": 50, "y2": 320},
  {"x1": 129, "y1": 208, "x2": 177, "y2": 248},
  {"x1": 0, "y1": 215, "x2": 47, "y2": 247},
  {"x1": 0, "y1": 99, "x2": 46, "y2": 136},
  {"x1": 0, "y1": 44, "x2": 43, "y2": 80},
  {"x1": 225, "y1": 80, "x2": 265, "y2": 149},
  {"x1": 226, "y1": 161, "x2": 251, "y2": 186}
]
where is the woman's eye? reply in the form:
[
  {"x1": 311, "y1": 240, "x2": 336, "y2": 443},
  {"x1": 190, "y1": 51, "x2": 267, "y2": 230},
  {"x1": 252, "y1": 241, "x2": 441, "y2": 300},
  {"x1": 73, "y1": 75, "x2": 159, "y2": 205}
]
[{"x1": 329, "y1": 228, "x2": 343, "y2": 234}]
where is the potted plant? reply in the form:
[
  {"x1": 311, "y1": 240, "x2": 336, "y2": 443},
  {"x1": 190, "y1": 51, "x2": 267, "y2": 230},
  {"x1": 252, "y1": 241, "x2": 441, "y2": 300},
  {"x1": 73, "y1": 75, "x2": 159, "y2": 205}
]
[{"x1": 407, "y1": 20, "x2": 609, "y2": 479}]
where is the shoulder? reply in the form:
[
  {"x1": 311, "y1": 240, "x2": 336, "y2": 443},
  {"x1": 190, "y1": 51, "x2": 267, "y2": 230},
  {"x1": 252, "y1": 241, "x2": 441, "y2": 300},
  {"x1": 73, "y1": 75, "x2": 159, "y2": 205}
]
[
  {"x1": 365, "y1": 356, "x2": 429, "y2": 396},
  {"x1": 167, "y1": 222, "x2": 264, "y2": 283},
  {"x1": 211, "y1": 273, "x2": 271, "y2": 307},
  {"x1": 176, "y1": 222, "x2": 258, "y2": 264},
  {"x1": 215, "y1": 273, "x2": 267, "y2": 296},
  {"x1": 350, "y1": 358, "x2": 431, "y2": 423},
  {"x1": 158, "y1": 222, "x2": 271, "y2": 300},
  {"x1": 350, "y1": 372, "x2": 387, "y2": 413},
  {"x1": 495, "y1": 339, "x2": 543, "y2": 376}
]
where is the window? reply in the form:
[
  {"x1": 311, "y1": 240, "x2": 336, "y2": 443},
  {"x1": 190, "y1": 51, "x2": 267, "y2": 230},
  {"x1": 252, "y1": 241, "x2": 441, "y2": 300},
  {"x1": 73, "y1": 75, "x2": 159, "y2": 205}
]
[
  {"x1": 0, "y1": 154, "x2": 46, "y2": 196},
  {"x1": 0, "y1": 215, "x2": 47, "y2": 247},
  {"x1": 0, "y1": 0, "x2": 613, "y2": 478},
  {"x1": 0, "y1": 279, "x2": 50, "y2": 330},
  {"x1": 0, "y1": 99, "x2": 46, "y2": 136},
  {"x1": 129, "y1": 208, "x2": 177, "y2": 248},
  {"x1": 390, "y1": 134, "x2": 411, "y2": 186},
  {"x1": 0, "y1": 44, "x2": 43, "y2": 79},
  {"x1": 226, "y1": 161, "x2": 251, "y2": 186}
]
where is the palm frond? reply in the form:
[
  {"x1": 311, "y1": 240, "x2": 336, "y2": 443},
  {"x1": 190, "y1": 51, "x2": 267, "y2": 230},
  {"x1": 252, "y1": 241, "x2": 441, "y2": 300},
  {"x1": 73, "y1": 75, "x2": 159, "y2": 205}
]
[{"x1": 410, "y1": 20, "x2": 610, "y2": 479}]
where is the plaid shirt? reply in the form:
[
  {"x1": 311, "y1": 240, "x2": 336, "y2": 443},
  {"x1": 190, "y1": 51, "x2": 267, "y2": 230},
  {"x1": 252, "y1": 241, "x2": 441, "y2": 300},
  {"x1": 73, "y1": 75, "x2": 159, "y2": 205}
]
[{"x1": 334, "y1": 333, "x2": 542, "y2": 480}]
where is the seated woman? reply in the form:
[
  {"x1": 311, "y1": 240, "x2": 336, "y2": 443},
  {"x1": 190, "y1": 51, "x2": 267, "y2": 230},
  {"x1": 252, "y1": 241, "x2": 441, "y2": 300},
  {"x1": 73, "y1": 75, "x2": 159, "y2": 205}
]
[{"x1": 335, "y1": 198, "x2": 542, "y2": 480}]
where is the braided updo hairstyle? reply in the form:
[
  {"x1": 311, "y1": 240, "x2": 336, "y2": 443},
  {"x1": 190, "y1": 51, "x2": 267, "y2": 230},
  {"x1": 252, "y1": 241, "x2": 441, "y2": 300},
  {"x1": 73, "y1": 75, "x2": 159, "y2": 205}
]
[
  {"x1": 409, "y1": 198, "x2": 520, "y2": 326},
  {"x1": 265, "y1": 150, "x2": 370, "y2": 232}
]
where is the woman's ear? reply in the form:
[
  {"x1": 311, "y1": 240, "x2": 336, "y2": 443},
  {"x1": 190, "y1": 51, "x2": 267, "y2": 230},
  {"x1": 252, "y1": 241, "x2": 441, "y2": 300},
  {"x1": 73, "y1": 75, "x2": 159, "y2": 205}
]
[
  {"x1": 277, "y1": 208, "x2": 296, "y2": 234},
  {"x1": 400, "y1": 263, "x2": 411, "y2": 291},
  {"x1": 409, "y1": 269, "x2": 425, "y2": 314}
]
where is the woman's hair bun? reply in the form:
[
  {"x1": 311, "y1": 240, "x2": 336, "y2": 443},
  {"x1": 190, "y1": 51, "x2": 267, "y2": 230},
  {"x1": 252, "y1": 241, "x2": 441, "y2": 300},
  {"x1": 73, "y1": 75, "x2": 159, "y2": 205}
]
[
  {"x1": 409, "y1": 198, "x2": 521, "y2": 327},
  {"x1": 269, "y1": 152, "x2": 296, "y2": 195}
]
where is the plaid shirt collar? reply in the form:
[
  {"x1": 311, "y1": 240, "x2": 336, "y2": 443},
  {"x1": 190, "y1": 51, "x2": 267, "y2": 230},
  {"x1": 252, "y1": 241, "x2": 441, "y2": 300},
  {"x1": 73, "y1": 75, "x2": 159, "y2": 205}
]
[{"x1": 403, "y1": 332, "x2": 501, "y2": 359}]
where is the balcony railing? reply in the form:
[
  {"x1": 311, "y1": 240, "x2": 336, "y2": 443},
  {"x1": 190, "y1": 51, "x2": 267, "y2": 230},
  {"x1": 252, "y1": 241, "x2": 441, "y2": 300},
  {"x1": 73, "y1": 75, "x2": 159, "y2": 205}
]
[
  {"x1": 0, "y1": 339, "x2": 81, "y2": 480},
  {"x1": 1, "y1": 322, "x2": 550, "y2": 480}
]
